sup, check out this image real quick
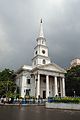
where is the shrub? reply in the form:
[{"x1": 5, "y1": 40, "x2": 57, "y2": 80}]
[{"x1": 52, "y1": 97, "x2": 80, "y2": 104}]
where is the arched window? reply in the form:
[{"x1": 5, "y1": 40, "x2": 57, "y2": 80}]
[
  {"x1": 35, "y1": 51, "x2": 37, "y2": 55},
  {"x1": 42, "y1": 50, "x2": 45, "y2": 54},
  {"x1": 43, "y1": 59, "x2": 46, "y2": 64},
  {"x1": 34, "y1": 60, "x2": 36, "y2": 65},
  {"x1": 42, "y1": 40, "x2": 44, "y2": 44}
]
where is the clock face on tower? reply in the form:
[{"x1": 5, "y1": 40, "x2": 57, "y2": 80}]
[{"x1": 42, "y1": 50, "x2": 45, "y2": 54}]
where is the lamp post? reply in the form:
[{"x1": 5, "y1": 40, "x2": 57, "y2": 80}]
[{"x1": 73, "y1": 90, "x2": 75, "y2": 97}]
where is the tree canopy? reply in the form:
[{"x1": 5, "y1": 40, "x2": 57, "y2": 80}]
[
  {"x1": 0, "y1": 69, "x2": 16, "y2": 98},
  {"x1": 65, "y1": 65, "x2": 80, "y2": 97}
]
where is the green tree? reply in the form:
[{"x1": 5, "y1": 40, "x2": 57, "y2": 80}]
[
  {"x1": 0, "y1": 69, "x2": 16, "y2": 98},
  {"x1": 65, "y1": 65, "x2": 80, "y2": 96}
]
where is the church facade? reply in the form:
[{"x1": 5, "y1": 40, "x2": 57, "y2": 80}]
[{"x1": 16, "y1": 19, "x2": 66, "y2": 99}]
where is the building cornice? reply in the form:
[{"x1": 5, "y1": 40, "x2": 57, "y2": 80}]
[
  {"x1": 32, "y1": 54, "x2": 50, "y2": 60},
  {"x1": 34, "y1": 44, "x2": 48, "y2": 50},
  {"x1": 31, "y1": 63, "x2": 66, "y2": 74},
  {"x1": 36, "y1": 37, "x2": 46, "y2": 41}
]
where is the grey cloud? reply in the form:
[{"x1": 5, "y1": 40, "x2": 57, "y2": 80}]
[{"x1": 0, "y1": 0, "x2": 80, "y2": 70}]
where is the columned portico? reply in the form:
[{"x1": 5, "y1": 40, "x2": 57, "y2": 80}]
[
  {"x1": 54, "y1": 76, "x2": 58, "y2": 96},
  {"x1": 46, "y1": 75, "x2": 49, "y2": 98},
  {"x1": 37, "y1": 74, "x2": 40, "y2": 98},
  {"x1": 35, "y1": 72, "x2": 66, "y2": 98}
]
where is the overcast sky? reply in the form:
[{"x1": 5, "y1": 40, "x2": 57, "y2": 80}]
[{"x1": 0, "y1": 0, "x2": 80, "y2": 70}]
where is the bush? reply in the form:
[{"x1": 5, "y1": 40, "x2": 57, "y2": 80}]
[{"x1": 52, "y1": 97, "x2": 80, "y2": 104}]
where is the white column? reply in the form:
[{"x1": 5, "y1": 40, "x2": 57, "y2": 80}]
[
  {"x1": 37, "y1": 74, "x2": 40, "y2": 98},
  {"x1": 21, "y1": 76, "x2": 26, "y2": 98},
  {"x1": 34, "y1": 75, "x2": 37, "y2": 98},
  {"x1": 46, "y1": 75, "x2": 49, "y2": 98},
  {"x1": 21, "y1": 88, "x2": 25, "y2": 98},
  {"x1": 54, "y1": 76, "x2": 58, "y2": 96},
  {"x1": 62, "y1": 77, "x2": 65, "y2": 97},
  {"x1": 60, "y1": 78, "x2": 63, "y2": 97}
]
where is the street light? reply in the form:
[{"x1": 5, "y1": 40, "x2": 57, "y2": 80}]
[{"x1": 73, "y1": 91, "x2": 75, "y2": 97}]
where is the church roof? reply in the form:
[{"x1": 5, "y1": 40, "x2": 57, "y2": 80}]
[
  {"x1": 32, "y1": 63, "x2": 66, "y2": 74},
  {"x1": 16, "y1": 65, "x2": 32, "y2": 74},
  {"x1": 16, "y1": 62, "x2": 66, "y2": 74}
]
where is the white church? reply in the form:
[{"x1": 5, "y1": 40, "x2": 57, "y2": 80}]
[{"x1": 16, "y1": 19, "x2": 66, "y2": 99}]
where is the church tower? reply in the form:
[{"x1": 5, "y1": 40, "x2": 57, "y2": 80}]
[{"x1": 32, "y1": 19, "x2": 51, "y2": 67}]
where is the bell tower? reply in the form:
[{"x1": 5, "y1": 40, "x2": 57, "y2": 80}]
[{"x1": 32, "y1": 19, "x2": 51, "y2": 67}]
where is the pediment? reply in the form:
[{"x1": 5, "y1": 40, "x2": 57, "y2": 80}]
[{"x1": 37, "y1": 63, "x2": 66, "y2": 73}]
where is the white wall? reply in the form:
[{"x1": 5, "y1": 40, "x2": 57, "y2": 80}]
[
  {"x1": 46, "y1": 102, "x2": 80, "y2": 110},
  {"x1": 16, "y1": 71, "x2": 36, "y2": 98}
]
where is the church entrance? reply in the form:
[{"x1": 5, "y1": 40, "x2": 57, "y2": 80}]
[
  {"x1": 25, "y1": 89, "x2": 30, "y2": 96},
  {"x1": 43, "y1": 91, "x2": 46, "y2": 99}
]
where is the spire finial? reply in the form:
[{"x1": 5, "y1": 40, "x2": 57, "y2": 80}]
[{"x1": 39, "y1": 18, "x2": 44, "y2": 37}]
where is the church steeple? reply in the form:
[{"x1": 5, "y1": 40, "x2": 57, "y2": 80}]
[
  {"x1": 39, "y1": 18, "x2": 44, "y2": 38},
  {"x1": 37, "y1": 19, "x2": 46, "y2": 46},
  {"x1": 32, "y1": 19, "x2": 51, "y2": 67}
]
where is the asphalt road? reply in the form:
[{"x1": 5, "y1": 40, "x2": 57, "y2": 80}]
[{"x1": 0, "y1": 105, "x2": 80, "y2": 120}]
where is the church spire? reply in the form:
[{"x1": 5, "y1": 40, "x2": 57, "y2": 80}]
[
  {"x1": 32, "y1": 19, "x2": 51, "y2": 67},
  {"x1": 39, "y1": 18, "x2": 44, "y2": 38}
]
